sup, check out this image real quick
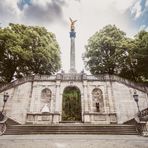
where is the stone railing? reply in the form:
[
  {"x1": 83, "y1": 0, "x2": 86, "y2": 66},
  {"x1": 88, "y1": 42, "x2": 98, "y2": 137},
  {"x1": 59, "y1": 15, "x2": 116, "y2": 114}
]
[
  {"x1": 0, "y1": 76, "x2": 34, "y2": 93},
  {"x1": 0, "y1": 73, "x2": 147, "y2": 93},
  {"x1": 87, "y1": 74, "x2": 148, "y2": 93},
  {"x1": 0, "y1": 75, "x2": 56, "y2": 93},
  {"x1": 33, "y1": 75, "x2": 56, "y2": 81},
  {"x1": 59, "y1": 73, "x2": 83, "y2": 81}
]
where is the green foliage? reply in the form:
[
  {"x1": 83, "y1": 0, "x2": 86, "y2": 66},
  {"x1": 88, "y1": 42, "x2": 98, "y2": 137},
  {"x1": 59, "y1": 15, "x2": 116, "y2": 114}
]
[
  {"x1": 134, "y1": 30, "x2": 148, "y2": 82},
  {"x1": 62, "y1": 87, "x2": 81, "y2": 121},
  {"x1": 0, "y1": 23, "x2": 61, "y2": 83},
  {"x1": 83, "y1": 25, "x2": 148, "y2": 82},
  {"x1": 118, "y1": 39, "x2": 140, "y2": 81},
  {"x1": 84, "y1": 25, "x2": 126, "y2": 75}
]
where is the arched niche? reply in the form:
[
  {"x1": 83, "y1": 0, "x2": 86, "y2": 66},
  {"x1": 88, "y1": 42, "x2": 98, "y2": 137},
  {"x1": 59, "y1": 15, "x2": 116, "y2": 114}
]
[
  {"x1": 40, "y1": 88, "x2": 52, "y2": 113},
  {"x1": 92, "y1": 88, "x2": 104, "y2": 113}
]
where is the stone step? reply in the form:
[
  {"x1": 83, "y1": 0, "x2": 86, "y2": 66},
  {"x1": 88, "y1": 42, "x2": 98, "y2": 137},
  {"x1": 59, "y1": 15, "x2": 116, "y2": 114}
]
[{"x1": 5, "y1": 124, "x2": 138, "y2": 135}]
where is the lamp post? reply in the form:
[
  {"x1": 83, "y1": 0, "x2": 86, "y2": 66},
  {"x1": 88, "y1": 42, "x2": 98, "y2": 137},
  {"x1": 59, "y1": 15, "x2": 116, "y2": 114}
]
[
  {"x1": 0, "y1": 92, "x2": 9, "y2": 121},
  {"x1": 2, "y1": 92, "x2": 9, "y2": 113},
  {"x1": 133, "y1": 91, "x2": 141, "y2": 119}
]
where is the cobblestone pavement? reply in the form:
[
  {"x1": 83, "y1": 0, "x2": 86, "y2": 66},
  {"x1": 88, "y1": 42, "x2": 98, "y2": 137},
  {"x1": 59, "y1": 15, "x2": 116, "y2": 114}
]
[{"x1": 0, "y1": 135, "x2": 148, "y2": 148}]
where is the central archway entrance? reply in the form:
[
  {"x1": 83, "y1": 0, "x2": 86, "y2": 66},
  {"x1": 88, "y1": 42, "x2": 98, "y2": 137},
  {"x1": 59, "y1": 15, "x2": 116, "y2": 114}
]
[{"x1": 62, "y1": 86, "x2": 81, "y2": 121}]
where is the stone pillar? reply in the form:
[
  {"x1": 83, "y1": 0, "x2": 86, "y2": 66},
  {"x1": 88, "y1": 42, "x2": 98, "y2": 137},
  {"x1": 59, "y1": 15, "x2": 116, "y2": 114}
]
[
  {"x1": 107, "y1": 81, "x2": 117, "y2": 124},
  {"x1": 83, "y1": 80, "x2": 90, "y2": 123},
  {"x1": 53, "y1": 74, "x2": 61, "y2": 123},
  {"x1": 108, "y1": 81, "x2": 116, "y2": 113},
  {"x1": 50, "y1": 97, "x2": 54, "y2": 113},
  {"x1": 29, "y1": 96, "x2": 35, "y2": 113},
  {"x1": 84, "y1": 82, "x2": 88, "y2": 112},
  {"x1": 55, "y1": 82, "x2": 60, "y2": 112},
  {"x1": 29, "y1": 85, "x2": 37, "y2": 113}
]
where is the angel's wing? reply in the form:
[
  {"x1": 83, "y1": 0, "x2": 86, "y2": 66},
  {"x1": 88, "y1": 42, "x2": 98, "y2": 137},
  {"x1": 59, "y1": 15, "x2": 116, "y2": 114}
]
[
  {"x1": 69, "y1": 17, "x2": 73, "y2": 22},
  {"x1": 73, "y1": 20, "x2": 77, "y2": 23}
]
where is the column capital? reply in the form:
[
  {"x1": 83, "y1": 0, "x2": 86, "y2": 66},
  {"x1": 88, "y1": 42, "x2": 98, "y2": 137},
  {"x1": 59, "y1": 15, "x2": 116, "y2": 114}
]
[{"x1": 70, "y1": 31, "x2": 76, "y2": 38}]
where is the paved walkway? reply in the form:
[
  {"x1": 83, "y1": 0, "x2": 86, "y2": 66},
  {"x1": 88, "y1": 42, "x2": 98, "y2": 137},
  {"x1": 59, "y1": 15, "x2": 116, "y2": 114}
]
[{"x1": 0, "y1": 135, "x2": 148, "y2": 148}]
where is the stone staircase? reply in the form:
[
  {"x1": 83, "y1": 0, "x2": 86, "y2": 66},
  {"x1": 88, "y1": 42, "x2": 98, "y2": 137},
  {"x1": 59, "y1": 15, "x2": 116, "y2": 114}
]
[{"x1": 5, "y1": 124, "x2": 138, "y2": 135}]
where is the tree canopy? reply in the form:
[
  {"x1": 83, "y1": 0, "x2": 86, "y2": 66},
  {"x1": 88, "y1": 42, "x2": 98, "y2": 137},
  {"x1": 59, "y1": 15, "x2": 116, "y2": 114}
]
[
  {"x1": 135, "y1": 30, "x2": 148, "y2": 81},
  {"x1": 83, "y1": 25, "x2": 148, "y2": 83},
  {"x1": 0, "y1": 23, "x2": 61, "y2": 84}
]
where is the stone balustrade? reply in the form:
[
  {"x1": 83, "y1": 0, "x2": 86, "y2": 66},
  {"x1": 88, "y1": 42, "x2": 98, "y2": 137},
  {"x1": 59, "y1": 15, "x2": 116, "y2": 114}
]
[
  {"x1": 0, "y1": 73, "x2": 147, "y2": 93},
  {"x1": 0, "y1": 75, "x2": 56, "y2": 93},
  {"x1": 87, "y1": 74, "x2": 147, "y2": 92}
]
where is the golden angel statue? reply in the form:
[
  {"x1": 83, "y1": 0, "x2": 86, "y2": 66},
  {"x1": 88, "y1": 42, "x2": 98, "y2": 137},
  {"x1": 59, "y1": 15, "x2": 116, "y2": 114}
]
[{"x1": 69, "y1": 17, "x2": 77, "y2": 30}]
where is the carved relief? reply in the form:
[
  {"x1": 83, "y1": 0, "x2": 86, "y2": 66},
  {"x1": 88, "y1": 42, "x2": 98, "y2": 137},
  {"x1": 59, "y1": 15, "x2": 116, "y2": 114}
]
[
  {"x1": 40, "y1": 88, "x2": 52, "y2": 113},
  {"x1": 92, "y1": 88, "x2": 104, "y2": 112}
]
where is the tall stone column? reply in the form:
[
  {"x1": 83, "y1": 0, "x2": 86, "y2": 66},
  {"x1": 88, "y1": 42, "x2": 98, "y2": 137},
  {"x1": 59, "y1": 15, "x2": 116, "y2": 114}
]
[
  {"x1": 69, "y1": 18, "x2": 77, "y2": 73},
  {"x1": 70, "y1": 36, "x2": 76, "y2": 72}
]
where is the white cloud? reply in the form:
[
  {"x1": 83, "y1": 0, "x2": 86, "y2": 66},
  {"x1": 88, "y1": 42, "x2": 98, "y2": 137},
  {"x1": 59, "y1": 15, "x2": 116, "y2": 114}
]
[
  {"x1": 32, "y1": 0, "x2": 51, "y2": 6},
  {"x1": 0, "y1": 0, "x2": 142, "y2": 72},
  {"x1": 114, "y1": 0, "x2": 136, "y2": 12},
  {"x1": 22, "y1": 0, "x2": 66, "y2": 25},
  {"x1": 0, "y1": 0, "x2": 21, "y2": 24},
  {"x1": 145, "y1": 0, "x2": 148, "y2": 7},
  {"x1": 139, "y1": 24, "x2": 146, "y2": 30},
  {"x1": 139, "y1": 25, "x2": 148, "y2": 31},
  {"x1": 59, "y1": 0, "x2": 139, "y2": 71},
  {"x1": 131, "y1": 0, "x2": 142, "y2": 19}
]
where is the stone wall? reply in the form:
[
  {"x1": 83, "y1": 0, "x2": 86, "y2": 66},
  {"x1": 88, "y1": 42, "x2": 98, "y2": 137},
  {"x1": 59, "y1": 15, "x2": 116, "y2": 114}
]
[
  {"x1": 0, "y1": 82, "x2": 31, "y2": 124},
  {"x1": 0, "y1": 74, "x2": 147, "y2": 124},
  {"x1": 113, "y1": 82, "x2": 148, "y2": 123}
]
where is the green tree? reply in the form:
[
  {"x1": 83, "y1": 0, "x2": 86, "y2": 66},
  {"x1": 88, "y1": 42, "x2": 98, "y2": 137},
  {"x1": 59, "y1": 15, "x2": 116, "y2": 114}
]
[
  {"x1": 134, "y1": 30, "x2": 148, "y2": 82},
  {"x1": 0, "y1": 23, "x2": 61, "y2": 83},
  {"x1": 83, "y1": 25, "x2": 127, "y2": 75},
  {"x1": 118, "y1": 39, "x2": 140, "y2": 81},
  {"x1": 118, "y1": 30, "x2": 148, "y2": 82}
]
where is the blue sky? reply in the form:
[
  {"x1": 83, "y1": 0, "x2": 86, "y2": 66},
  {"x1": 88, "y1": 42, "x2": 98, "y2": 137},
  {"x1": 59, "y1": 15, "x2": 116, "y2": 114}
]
[
  {"x1": 17, "y1": 0, "x2": 31, "y2": 9},
  {"x1": 19, "y1": 0, "x2": 31, "y2": 5},
  {"x1": 130, "y1": 0, "x2": 148, "y2": 30},
  {"x1": 0, "y1": 0, "x2": 148, "y2": 72}
]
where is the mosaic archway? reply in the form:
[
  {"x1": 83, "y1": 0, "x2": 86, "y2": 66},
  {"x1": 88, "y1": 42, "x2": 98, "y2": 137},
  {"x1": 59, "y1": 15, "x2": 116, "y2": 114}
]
[{"x1": 62, "y1": 86, "x2": 81, "y2": 121}]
